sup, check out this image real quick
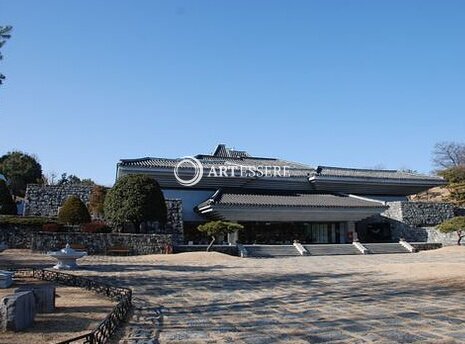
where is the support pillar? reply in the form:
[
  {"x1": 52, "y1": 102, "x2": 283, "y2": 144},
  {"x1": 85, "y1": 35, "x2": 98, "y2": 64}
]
[
  {"x1": 227, "y1": 230, "x2": 238, "y2": 245},
  {"x1": 339, "y1": 222, "x2": 347, "y2": 244},
  {"x1": 347, "y1": 221, "x2": 357, "y2": 242}
]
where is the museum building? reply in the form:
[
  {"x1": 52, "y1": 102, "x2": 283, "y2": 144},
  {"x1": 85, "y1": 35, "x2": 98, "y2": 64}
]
[{"x1": 116, "y1": 144, "x2": 445, "y2": 244}]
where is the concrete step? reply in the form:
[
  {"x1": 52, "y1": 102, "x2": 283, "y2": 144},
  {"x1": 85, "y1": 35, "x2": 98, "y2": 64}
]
[
  {"x1": 363, "y1": 243, "x2": 410, "y2": 254},
  {"x1": 304, "y1": 244, "x2": 361, "y2": 256},
  {"x1": 243, "y1": 245, "x2": 300, "y2": 258}
]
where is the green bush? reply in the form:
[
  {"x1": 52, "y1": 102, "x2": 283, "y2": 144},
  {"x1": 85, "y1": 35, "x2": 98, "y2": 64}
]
[
  {"x1": 0, "y1": 215, "x2": 57, "y2": 226},
  {"x1": 438, "y1": 216, "x2": 465, "y2": 245},
  {"x1": 58, "y1": 195, "x2": 91, "y2": 225},
  {"x1": 104, "y1": 174, "x2": 167, "y2": 232},
  {"x1": 197, "y1": 221, "x2": 244, "y2": 251},
  {"x1": 439, "y1": 166, "x2": 465, "y2": 184}
]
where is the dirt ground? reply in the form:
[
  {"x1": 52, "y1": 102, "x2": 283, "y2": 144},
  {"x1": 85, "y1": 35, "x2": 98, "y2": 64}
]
[
  {"x1": 1, "y1": 246, "x2": 465, "y2": 343},
  {"x1": 376, "y1": 246, "x2": 465, "y2": 282},
  {"x1": 0, "y1": 278, "x2": 114, "y2": 344}
]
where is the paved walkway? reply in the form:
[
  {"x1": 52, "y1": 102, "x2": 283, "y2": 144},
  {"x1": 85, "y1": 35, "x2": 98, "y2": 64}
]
[{"x1": 2, "y1": 248, "x2": 465, "y2": 343}]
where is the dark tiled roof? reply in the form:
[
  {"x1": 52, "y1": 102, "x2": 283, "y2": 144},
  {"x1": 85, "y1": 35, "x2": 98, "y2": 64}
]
[
  {"x1": 213, "y1": 144, "x2": 250, "y2": 158},
  {"x1": 119, "y1": 157, "x2": 180, "y2": 168},
  {"x1": 118, "y1": 145, "x2": 444, "y2": 184},
  {"x1": 119, "y1": 154, "x2": 314, "y2": 178},
  {"x1": 200, "y1": 190, "x2": 386, "y2": 209},
  {"x1": 312, "y1": 166, "x2": 444, "y2": 182}
]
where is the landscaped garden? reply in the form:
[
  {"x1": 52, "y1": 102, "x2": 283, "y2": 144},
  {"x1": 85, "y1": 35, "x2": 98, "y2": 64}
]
[
  {"x1": 0, "y1": 279, "x2": 115, "y2": 344},
  {"x1": 1, "y1": 246, "x2": 465, "y2": 343}
]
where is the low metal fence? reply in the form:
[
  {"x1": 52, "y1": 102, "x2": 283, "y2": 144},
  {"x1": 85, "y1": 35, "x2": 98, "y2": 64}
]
[{"x1": 14, "y1": 268, "x2": 132, "y2": 344}]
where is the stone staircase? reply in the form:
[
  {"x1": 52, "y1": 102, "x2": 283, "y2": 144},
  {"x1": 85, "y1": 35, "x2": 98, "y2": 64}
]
[
  {"x1": 241, "y1": 242, "x2": 413, "y2": 257},
  {"x1": 242, "y1": 245, "x2": 300, "y2": 258},
  {"x1": 363, "y1": 243, "x2": 411, "y2": 254},
  {"x1": 304, "y1": 244, "x2": 361, "y2": 256}
]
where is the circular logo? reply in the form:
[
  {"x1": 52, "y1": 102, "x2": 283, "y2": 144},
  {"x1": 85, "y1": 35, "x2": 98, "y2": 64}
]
[{"x1": 174, "y1": 156, "x2": 204, "y2": 187}]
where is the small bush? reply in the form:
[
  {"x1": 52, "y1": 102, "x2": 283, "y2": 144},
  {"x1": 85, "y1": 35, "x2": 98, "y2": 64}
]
[
  {"x1": 42, "y1": 223, "x2": 63, "y2": 232},
  {"x1": 0, "y1": 215, "x2": 57, "y2": 226},
  {"x1": 81, "y1": 221, "x2": 112, "y2": 233},
  {"x1": 58, "y1": 196, "x2": 91, "y2": 225},
  {"x1": 438, "y1": 216, "x2": 465, "y2": 245}
]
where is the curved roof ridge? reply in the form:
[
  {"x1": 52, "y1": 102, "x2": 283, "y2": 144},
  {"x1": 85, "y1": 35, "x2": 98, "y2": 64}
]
[
  {"x1": 318, "y1": 165, "x2": 398, "y2": 173},
  {"x1": 120, "y1": 157, "x2": 178, "y2": 163}
]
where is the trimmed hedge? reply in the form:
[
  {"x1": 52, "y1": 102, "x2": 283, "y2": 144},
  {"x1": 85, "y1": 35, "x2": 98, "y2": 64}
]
[
  {"x1": 0, "y1": 215, "x2": 57, "y2": 226},
  {"x1": 58, "y1": 196, "x2": 91, "y2": 225}
]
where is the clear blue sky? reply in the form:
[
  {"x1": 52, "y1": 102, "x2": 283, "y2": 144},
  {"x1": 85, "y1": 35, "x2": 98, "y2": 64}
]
[{"x1": 1, "y1": 0, "x2": 464, "y2": 186}]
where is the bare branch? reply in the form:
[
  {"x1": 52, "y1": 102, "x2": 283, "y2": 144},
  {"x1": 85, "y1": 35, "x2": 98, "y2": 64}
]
[
  {"x1": 0, "y1": 25, "x2": 13, "y2": 85},
  {"x1": 432, "y1": 141, "x2": 465, "y2": 169}
]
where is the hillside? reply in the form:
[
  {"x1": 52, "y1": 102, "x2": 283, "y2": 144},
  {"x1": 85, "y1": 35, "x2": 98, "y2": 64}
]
[{"x1": 409, "y1": 186, "x2": 451, "y2": 203}]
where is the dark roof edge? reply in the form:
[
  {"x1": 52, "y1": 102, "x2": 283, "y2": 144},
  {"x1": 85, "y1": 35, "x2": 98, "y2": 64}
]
[{"x1": 318, "y1": 165, "x2": 401, "y2": 173}]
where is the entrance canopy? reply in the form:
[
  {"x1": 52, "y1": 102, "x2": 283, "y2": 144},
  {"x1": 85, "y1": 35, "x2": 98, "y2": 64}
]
[{"x1": 196, "y1": 189, "x2": 388, "y2": 222}]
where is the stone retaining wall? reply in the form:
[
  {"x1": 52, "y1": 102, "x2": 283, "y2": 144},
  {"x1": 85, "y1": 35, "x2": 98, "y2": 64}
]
[
  {"x1": 423, "y1": 227, "x2": 462, "y2": 246},
  {"x1": 24, "y1": 184, "x2": 93, "y2": 217},
  {"x1": 22, "y1": 184, "x2": 184, "y2": 243},
  {"x1": 31, "y1": 232, "x2": 173, "y2": 255},
  {"x1": 383, "y1": 201, "x2": 460, "y2": 245},
  {"x1": 0, "y1": 205, "x2": 182, "y2": 252},
  {"x1": 0, "y1": 225, "x2": 39, "y2": 249},
  {"x1": 383, "y1": 201, "x2": 455, "y2": 226},
  {"x1": 164, "y1": 199, "x2": 183, "y2": 244},
  {"x1": 411, "y1": 242, "x2": 442, "y2": 251}
]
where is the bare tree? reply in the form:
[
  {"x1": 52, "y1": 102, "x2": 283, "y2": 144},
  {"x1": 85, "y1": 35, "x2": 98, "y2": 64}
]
[
  {"x1": 42, "y1": 171, "x2": 58, "y2": 185},
  {"x1": 432, "y1": 142, "x2": 465, "y2": 169},
  {"x1": 0, "y1": 25, "x2": 13, "y2": 85}
]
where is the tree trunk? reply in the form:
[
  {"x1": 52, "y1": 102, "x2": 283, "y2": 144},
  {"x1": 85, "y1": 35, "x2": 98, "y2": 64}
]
[
  {"x1": 457, "y1": 230, "x2": 464, "y2": 246},
  {"x1": 132, "y1": 221, "x2": 141, "y2": 234},
  {"x1": 206, "y1": 235, "x2": 216, "y2": 252}
]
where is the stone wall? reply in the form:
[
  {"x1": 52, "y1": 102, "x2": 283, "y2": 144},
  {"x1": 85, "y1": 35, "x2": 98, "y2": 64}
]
[
  {"x1": 22, "y1": 183, "x2": 184, "y2": 243},
  {"x1": 24, "y1": 184, "x2": 93, "y2": 217},
  {"x1": 0, "y1": 224, "x2": 174, "y2": 254},
  {"x1": 411, "y1": 242, "x2": 442, "y2": 251},
  {"x1": 0, "y1": 225, "x2": 38, "y2": 249},
  {"x1": 400, "y1": 202, "x2": 454, "y2": 226},
  {"x1": 163, "y1": 199, "x2": 183, "y2": 243},
  {"x1": 383, "y1": 201, "x2": 455, "y2": 226},
  {"x1": 137, "y1": 199, "x2": 184, "y2": 243},
  {"x1": 382, "y1": 201, "x2": 459, "y2": 245},
  {"x1": 423, "y1": 227, "x2": 461, "y2": 246},
  {"x1": 31, "y1": 232, "x2": 172, "y2": 255},
  {"x1": 1, "y1": 200, "x2": 183, "y2": 251}
]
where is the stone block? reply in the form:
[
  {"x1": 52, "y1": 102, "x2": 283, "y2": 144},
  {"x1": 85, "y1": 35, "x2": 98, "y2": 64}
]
[
  {"x1": 0, "y1": 271, "x2": 14, "y2": 289},
  {"x1": 0, "y1": 291, "x2": 36, "y2": 331},
  {"x1": 15, "y1": 283, "x2": 55, "y2": 313}
]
